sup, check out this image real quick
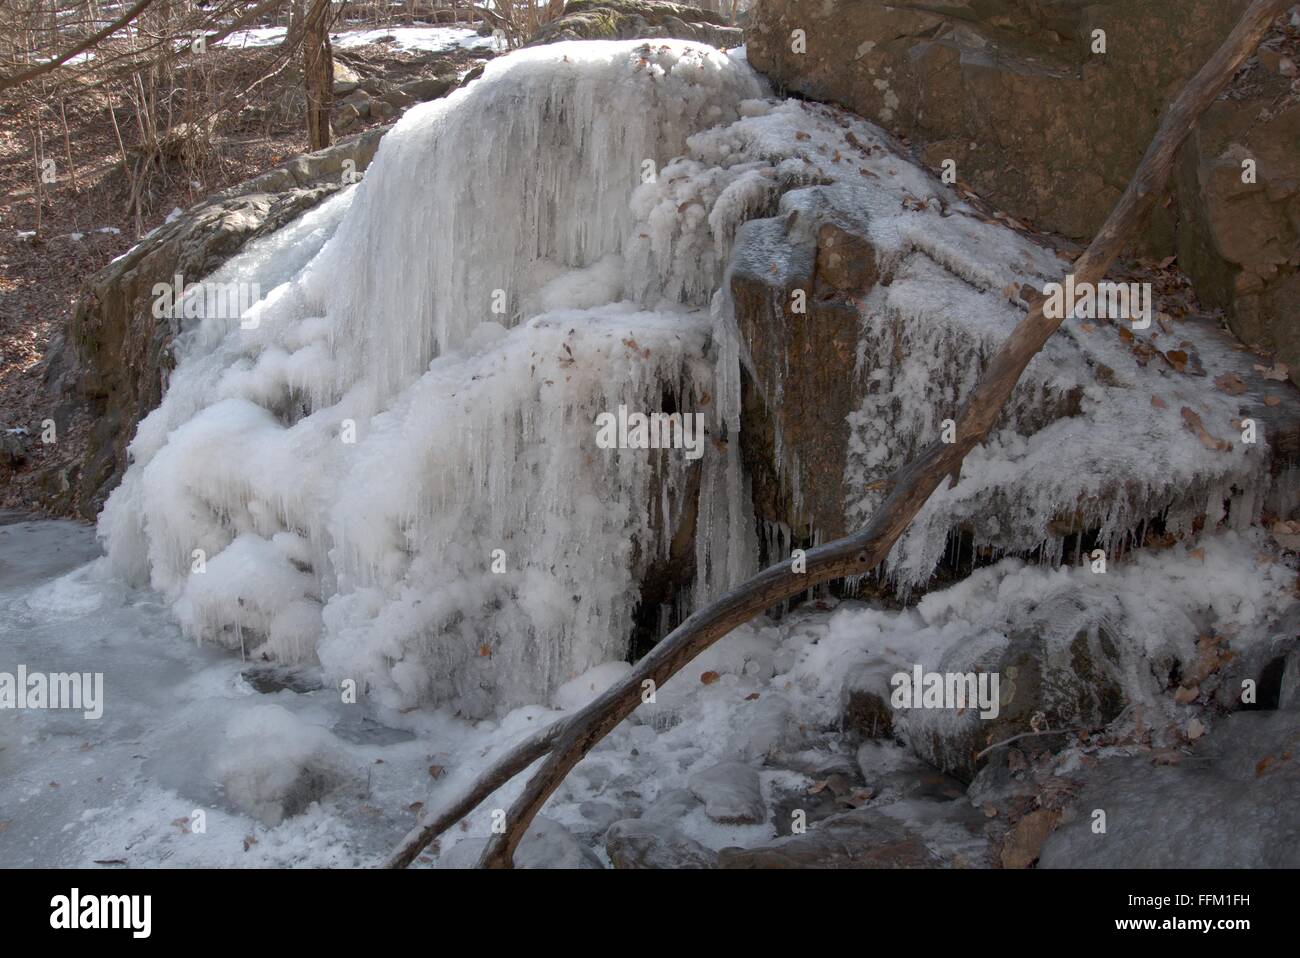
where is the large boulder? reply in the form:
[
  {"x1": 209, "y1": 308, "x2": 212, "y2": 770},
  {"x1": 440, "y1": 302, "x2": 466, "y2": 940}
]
[{"x1": 746, "y1": 0, "x2": 1300, "y2": 385}]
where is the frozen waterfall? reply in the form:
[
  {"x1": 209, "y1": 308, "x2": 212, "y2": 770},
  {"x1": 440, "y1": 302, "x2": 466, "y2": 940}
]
[{"x1": 100, "y1": 41, "x2": 768, "y2": 717}]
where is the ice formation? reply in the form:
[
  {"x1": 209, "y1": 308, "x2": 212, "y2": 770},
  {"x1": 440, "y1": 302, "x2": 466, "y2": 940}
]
[
  {"x1": 102, "y1": 38, "x2": 1284, "y2": 723},
  {"x1": 102, "y1": 41, "x2": 766, "y2": 716},
  {"x1": 633, "y1": 96, "x2": 1280, "y2": 590}
]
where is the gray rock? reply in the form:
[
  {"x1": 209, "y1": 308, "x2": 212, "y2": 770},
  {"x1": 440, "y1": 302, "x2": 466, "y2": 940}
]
[
  {"x1": 332, "y1": 61, "x2": 361, "y2": 96},
  {"x1": 1, "y1": 429, "x2": 30, "y2": 476},
  {"x1": 641, "y1": 787, "x2": 701, "y2": 822},
  {"x1": 398, "y1": 76, "x2": 456, "y2": 103},
  {"x1": 576, "y1": 800, "x2": 623, "y2": 832},
  {"x1": 605, "y1": 819, "x2": 717, "y2": 869},
  {"x1": 514, "y1": 816, "x2": 605, "y2": 869},
  {"x1": 689, "y1": 761, "x2": 766, "y2": 824},
  {"x1": 1039, "y1": 708, "x2": 1300, "y2": 868}
]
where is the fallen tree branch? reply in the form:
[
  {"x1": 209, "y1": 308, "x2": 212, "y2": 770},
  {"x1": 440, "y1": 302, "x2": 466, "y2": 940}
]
[{"x1": 384, "y1": 0, "x2": 1289, "y2": 870}]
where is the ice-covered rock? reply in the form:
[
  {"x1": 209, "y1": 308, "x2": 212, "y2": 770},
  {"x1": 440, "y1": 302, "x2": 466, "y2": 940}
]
[
  {"x1": 1039, "y1": 708, "x2": 1300, "y2": 868},
  {"x1": 605, "y1": 818, "x2": 718, "y2": 868},
  {"x1": 513, "y1": 816, "x2": 605, "y2": 869},
  {"x1": 212, "y1": 704, "x2": 348, "y2": 826},
  {"x1": 688, "y1": 760, "x2": 766, "y2": 824}
]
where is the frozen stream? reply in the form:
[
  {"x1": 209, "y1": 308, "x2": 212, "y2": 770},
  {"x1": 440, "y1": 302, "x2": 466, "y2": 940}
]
[{"x1": 5, "y1": 513, "x2": 1296, "y2": 868}]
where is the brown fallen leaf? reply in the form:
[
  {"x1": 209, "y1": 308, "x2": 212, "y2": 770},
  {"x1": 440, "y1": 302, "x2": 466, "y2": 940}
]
[
  {"x1": 1214, "y1": 372, "x2": 1247, "y2": 396},
  {"x1": 1255, "y1": 362, "x2": 1290, "y2": 381},
  {"x1": 1174, "y1": 685, "x2": 1199, "y2": 705},
  {"x1": 1188, "y1": 548, "x2": 1205, "y2": 562},
  {"x1": 1165, "y1": 349, "x2": 1188, "y2": 372},
  {"x1": 243, "y1": 835, "x2": 258, "y2": 852},
  {"x1": 1150, "y1": 395, "x2": 1167, "y2": 409},
  {"x1": 700, "y1": 670, "x2": 720, "y2": 685},
  {"x1": 1180, "y1": 407, "x2": 1231, "y2": 452},
  {"x1": 1265, "y1": 395, "x2": 1281, "y2": 406},
  {"x1": 1000, "y1": 809, "x2": 1060, "y2": 869}
]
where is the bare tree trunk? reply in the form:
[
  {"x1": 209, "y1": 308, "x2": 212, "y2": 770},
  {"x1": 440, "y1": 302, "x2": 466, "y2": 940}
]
[
  {"x1": 304, "y1": 0, "x2": 334, "y2": 151},
  {"x1": 383, "y1": 0, "x2": 1290, "y2": 870}
]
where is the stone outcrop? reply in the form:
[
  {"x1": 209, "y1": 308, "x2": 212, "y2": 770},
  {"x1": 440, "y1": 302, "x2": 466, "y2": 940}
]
[
  {"x1": 528, "y1": 0, "x2": 742, "y2": 47},
  {"x1": 41, "y1": 127, "x2": 389, "y2": 518},
  {"x1": 747, "y1": 0, "x2": 1300, "y2": 385},
  {"x1": 333, "y1": 74, "x2": 457, "y2": 132}
]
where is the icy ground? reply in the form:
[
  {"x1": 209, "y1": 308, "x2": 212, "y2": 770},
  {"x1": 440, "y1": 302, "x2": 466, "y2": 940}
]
[{"x1": 4, "y1": 516, "x2": 1294, "y2": 867}]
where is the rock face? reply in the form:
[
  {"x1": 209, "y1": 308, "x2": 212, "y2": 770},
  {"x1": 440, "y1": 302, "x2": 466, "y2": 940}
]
[
  {"x1": 747, "y1": 0, "x2": 1300, "y2": 386},
  {"x1": 41, "y1": 127, "x2": 388, "y2": 518},
  {"x1": 528, "y1": 0, "x2": 743, "y2": 47}
]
